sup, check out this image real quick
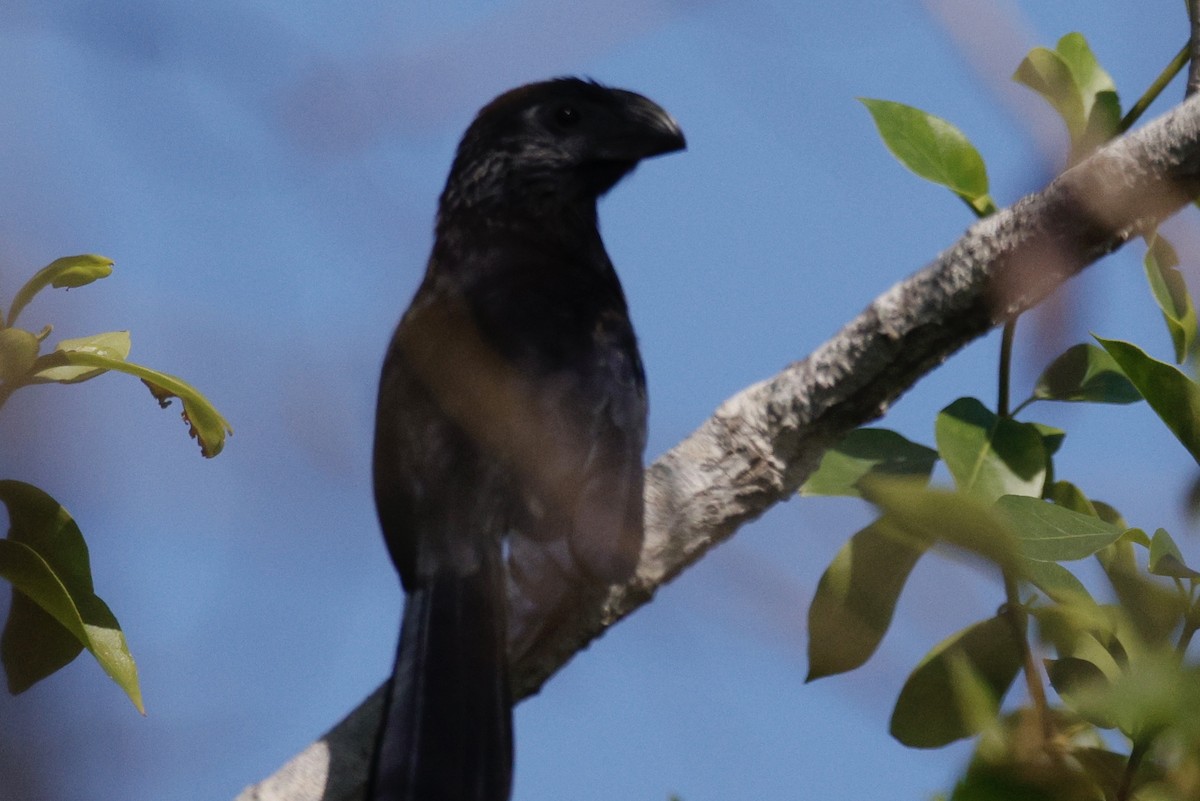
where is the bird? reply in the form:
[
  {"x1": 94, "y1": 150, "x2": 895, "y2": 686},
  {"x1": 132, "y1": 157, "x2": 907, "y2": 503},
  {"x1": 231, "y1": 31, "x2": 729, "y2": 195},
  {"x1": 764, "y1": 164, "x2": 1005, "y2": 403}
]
[{"x1": 368, "y1": 78, "x2": 685, "y2": 801}]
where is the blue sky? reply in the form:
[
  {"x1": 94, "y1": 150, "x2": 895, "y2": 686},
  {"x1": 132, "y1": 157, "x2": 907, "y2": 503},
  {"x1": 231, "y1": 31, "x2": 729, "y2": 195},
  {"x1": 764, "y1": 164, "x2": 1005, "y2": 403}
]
[{"x1": 0, "y1": 2, "x2": 1195, "y2": 799}]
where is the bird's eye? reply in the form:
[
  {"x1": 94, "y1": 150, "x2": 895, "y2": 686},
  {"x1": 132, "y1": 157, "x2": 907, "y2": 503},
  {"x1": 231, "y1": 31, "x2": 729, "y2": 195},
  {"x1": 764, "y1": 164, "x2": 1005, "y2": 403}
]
[{"x1": 554, "y1": 104, "x2": 581, "y2": 127}]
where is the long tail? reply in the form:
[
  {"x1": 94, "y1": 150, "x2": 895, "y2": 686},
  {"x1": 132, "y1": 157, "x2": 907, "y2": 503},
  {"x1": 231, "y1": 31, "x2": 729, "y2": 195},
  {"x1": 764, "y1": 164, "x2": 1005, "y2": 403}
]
[{"x1": 368, "y1": 555, "x2": 512, "y2": 801}]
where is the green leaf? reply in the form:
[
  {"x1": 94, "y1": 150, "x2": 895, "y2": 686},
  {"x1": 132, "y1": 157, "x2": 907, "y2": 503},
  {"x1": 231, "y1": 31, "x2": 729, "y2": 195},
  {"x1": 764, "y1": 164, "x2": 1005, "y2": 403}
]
[
  {"x1": 864, "y1": 480, "x2": 1019, "y2": 571},
  {"x1": 1013, "y1": 33, "x2": 1119, "y2": 159},
  {"x1": 1014, "y1": 47, "x2": 1087, "y2": 139},
  {"x1": 1074, "y1": 652, "x2": 1200, "y2": 742},
  {"x1": 890, "y1": 615, "x2": 1022, "y2": 748},
  {"x1": 1066, "y1": 632, "x2": 1123, "y2": 681},
  {"x1": 806, "y1": 518, "x2": 928, "y2": 680},
  {"x1": 1021, "y1": 558, "x2": 1095, "y2": 605},
  {"x1": 1046, "y1": 480, "x2": 1097, "y2": 516},
  {"x1": 1031, "y1": 605, "x2": 1121, "y2": 669},
  {"x1": 952, "y1": 721, "x2": 1117, "y2": 801},
  {"x1": 859, "y1": 98, "x2": 995, "y2": 214},
  {"x1": 0, "y1": 540, "x2": 85, "y2": 689},
  {"x1": 1143, "y1": 234, "x2": 1197, "y2": 363},
  {"x1": 1034, "y1": 423, "x2": 1066, "y2": 458},
  {"x1": 1031, "y1": 344, "x2": 1142, "y2": 405},
  {"x1": 0, "y1": 481, "x2": 142, "y2": 711},
  {"x1": 1081, "y1": 90, "x2": 1121, "y2": 152},
  {"x1": 1120, "y1": 527, "x2": 1152, "y2": 549},
  {"x1": 950, "y1": 758, "x2": 1087, "y2": 801},
  {"x1": 1096, "y1": 336, "x2": 1200, "y2": 465},
  {"x1": 0, "y1": 541, "x2": 138, "y2": 711},
  {"x1": 7, "y1": 255, "x2": 114, "y2": 327},
  {"x1": 799, "y1": 428, "x2": 938, "y2": 498},
  {"x1": 995, "y1": 495, "x2": 1123, "y2": 561},
  {"x1": 1105, "y1": 563, "x2": 1186, "y2": 647},
  {"x1": 1045, "y1": 657, "x2": 1116, "y2": 728},
  {"x1": 936, "y1": 398, "x2": 1047, "y2": 503},
  {"x1": 34, "y1": 350, "x2": 231, "y2": 457},
  {"x1": 1148, "y1": 528, "x2": 1200, "y2": 579},
  {"x1": 1055, "y1": 33, "x2": 1116, "y2": 95},
  {"x1": 1093, "y1": 500, "x2": 1128, "y2": 530},
  {"x1": 30, "y1": 331, "x2": 132, "y2": 384}
]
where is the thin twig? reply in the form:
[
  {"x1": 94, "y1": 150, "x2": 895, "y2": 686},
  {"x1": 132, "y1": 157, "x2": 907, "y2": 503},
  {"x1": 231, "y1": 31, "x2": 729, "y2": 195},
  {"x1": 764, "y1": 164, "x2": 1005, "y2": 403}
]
[
  {"x1": 1121, "y1": 41, "x2": 1191, "y2": 133},
  {"x1": 1189, "y1": 1, "x2": 1200, "y2": 98},
  {"x1": 1002, "y1": 571, "x2": 1053, "y2": 746},
  {"x1": 1118, "y1": 738, "x2": 1148, "y2": 801},
  {"x1": 997, "y1": 320, "x2": 1016, "y2": 418}
]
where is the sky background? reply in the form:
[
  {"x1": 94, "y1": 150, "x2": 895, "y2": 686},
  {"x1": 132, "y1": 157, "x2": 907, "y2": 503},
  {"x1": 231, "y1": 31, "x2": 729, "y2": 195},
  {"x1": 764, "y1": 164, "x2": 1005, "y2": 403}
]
[{"x1": 0, "y1": 1, "x2": 1196, "y2": 799}]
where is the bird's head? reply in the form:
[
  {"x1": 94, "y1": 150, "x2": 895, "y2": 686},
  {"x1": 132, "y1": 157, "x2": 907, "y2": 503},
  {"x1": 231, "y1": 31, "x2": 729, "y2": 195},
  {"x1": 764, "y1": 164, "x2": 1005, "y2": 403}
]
[{"x1": 441, "y1": 78, "x2": 686, "y2": 217}]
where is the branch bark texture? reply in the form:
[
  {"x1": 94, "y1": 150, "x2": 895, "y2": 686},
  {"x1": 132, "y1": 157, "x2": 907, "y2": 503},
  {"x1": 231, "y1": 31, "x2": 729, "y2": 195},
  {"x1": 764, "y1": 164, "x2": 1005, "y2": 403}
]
[{"x1": 236, "y1": 93, "x2": 1200, "y2": 801}]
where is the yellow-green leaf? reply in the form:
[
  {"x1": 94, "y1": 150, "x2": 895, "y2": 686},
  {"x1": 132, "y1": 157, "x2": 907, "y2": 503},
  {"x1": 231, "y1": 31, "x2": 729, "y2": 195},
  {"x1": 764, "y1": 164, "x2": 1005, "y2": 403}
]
[
  {"x1": 1014, "y1": 47, "x2": 1086, "y2": 139},
  {"x1": 1055, "y1": 33, "x2": 1117, "y2": 119},
  {"x1": 1014, "y1": 33, "x2": 1119, "y2": 159},
  {"x1": 859, "y1": 98, "x2": 994, "y2": 214},
  {"x1": 51, "y1": 351, "x2": 231, "y2": 457},
  {"x1": 31, "y1": 331, "x2": 132, "y2": 384},
  {"x1": 7, "y1": 255, "x2": 113, "y2": 326}
]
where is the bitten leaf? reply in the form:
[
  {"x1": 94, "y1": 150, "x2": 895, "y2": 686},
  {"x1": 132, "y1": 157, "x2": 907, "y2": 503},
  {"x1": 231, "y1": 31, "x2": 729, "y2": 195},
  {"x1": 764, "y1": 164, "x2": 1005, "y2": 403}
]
[{"x1": 32, "y1": 350, "x2": 231, "y2": 457}]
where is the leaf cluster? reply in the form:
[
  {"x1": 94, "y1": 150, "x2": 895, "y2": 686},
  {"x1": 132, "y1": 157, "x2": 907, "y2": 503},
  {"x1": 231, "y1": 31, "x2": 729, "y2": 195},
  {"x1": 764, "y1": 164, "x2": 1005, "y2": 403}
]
[
  {"x1": 0, "y1": 256, "x2": 232, "y2": 711},
  {"x1": 808, "y1": 30, "x2": 1200, "y2": 800}
]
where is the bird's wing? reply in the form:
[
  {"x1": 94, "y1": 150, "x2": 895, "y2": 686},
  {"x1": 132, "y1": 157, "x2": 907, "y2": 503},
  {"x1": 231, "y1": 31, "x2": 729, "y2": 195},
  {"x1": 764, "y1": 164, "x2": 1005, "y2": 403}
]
[{"x1": 566, "y1": 308, "x2": 646, "y2": 583}]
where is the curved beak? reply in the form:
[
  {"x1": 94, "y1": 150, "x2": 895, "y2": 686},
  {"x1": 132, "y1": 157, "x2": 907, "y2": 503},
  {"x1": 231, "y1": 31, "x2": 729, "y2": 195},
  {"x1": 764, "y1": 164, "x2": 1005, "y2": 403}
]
[{"x1": 603, "y1": 90, "x2": 686, "y2": 162}]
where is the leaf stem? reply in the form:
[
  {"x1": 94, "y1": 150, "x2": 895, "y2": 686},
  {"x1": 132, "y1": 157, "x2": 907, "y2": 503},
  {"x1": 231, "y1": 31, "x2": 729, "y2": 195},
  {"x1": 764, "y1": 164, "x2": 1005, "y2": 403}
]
[
  {"x1": 1119, "y1": 41, "x2": 1191, "y2": 134},
  {"x1": 1002, "y1": 570, "x2": 1053, "y2": 746},
  {"x1": 1176, "y1": 611, "x2": 1200, "y2": 657},
  {"x1": 998, "y1": 319, "x2": 1016, "y2": 418},
  {"x1": 1009, "y1": 396, "x2": 1035, "y2": 417},
  {"x1": 1117, "y1": 738, "x2": 1148, "y2": 801}
]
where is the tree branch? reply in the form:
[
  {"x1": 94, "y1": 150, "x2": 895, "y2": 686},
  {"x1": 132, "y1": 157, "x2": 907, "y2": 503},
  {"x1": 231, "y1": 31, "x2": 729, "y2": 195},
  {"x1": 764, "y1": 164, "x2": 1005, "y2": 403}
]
[{"x1": 235, "y1": 93, "x2": 1200, "y2": 801}]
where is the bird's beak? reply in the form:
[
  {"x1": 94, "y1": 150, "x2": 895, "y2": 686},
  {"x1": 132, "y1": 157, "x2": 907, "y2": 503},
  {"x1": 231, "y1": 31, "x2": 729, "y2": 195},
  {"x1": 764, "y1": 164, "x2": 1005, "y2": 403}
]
[{"x1": 604, "y1": 90, "x2": 686, "y2": 162}]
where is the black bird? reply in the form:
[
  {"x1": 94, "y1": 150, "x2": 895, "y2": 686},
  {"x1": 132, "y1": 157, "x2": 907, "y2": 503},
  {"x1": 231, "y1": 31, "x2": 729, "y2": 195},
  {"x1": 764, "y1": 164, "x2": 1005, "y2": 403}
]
[{"x1": 369, "y1": 79, "x2": 685, "y2": 801}]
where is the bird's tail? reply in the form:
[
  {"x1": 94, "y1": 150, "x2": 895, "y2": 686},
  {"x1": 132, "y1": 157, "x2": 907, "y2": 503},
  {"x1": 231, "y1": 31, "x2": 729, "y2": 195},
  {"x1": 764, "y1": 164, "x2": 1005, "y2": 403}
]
[{"x1": 368, "y1": 553, "x2": 513, "y2": 801}]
